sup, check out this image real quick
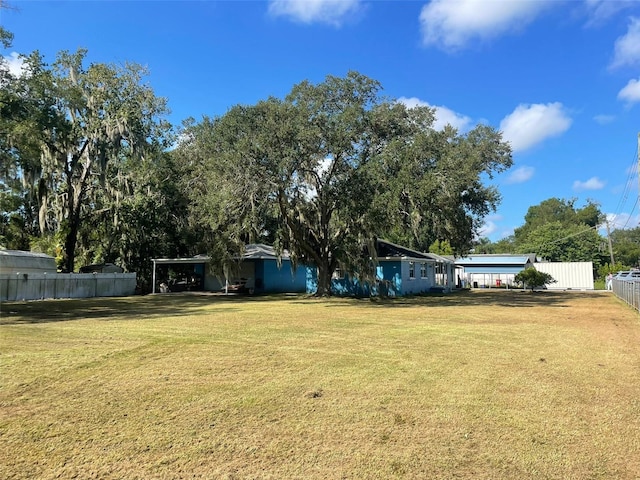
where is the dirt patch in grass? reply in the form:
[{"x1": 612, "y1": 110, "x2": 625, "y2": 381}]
[{"x1": 1, "y1": 290, "x2": 639, "y2": 479}]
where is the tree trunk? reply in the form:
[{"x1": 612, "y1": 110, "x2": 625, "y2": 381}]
[
  {"x1": 63, "y1": 186, "x2": 83, "y2": 273},
  {"x1": 315, "y1": 261, "x2": 333, "y2": 297},
  {"x1": 64, "y1": 221, "x2": 79, "y2": 273}
]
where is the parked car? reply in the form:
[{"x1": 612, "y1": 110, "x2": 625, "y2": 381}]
[
  {"x1": 79, "y1": 262, "x2": 124, "y2": 273},
  {"x1": 222, "y1": 277, "x2": 255, "y2": 294},
  {"x1": 614, "y1": 270, "x2": 640, "y2": 281}
]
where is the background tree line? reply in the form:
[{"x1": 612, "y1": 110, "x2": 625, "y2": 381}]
[{"x1": 2, "y1": 28, "x2": 637, "y2": 292}]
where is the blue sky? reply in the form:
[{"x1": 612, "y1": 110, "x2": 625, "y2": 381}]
[{"x1": 2, "y1": 0, "x2": 639, "y2": 241}]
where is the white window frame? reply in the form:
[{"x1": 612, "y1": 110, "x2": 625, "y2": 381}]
[
  {"x1": 332, "y1": 267, "x2": 344, "y2": 280},
  {"x1": 409, "y1": 261, "x2": 415, "y2": 279}
]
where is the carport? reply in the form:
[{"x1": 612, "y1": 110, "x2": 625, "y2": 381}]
[
  {"x1": 454, "y1": 254, "x2": 536, "y2": 288},
  {"x1": 151, "y1": 244, "x2": 307, "y2": 295}
]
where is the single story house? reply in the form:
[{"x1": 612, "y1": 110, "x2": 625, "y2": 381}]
[
  {"x1": 151, "y1": 244, "x2": 307, "y2": 294},
  {"x1": 306, "y1": 239, "x2": 456, "y2": 297}
]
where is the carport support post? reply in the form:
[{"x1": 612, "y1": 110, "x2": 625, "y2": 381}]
[{"x1": 152, "y1": 260, "x2": 156, "y2": 294}]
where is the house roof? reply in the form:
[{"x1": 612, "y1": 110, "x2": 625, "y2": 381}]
[
  {"x1": 152, "y1": 244, "x2": 291, "y2": 264},
  {"x1": 242, "y1": 243, "x2": 291, "y2": 260},
  {"x1": 152, "y1": 241, "x2": 453, "y2": 266},
  {"x1": 375, "y1": 239, "x2": 454, "y2": 264}
]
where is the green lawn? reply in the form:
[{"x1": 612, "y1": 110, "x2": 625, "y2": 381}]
[{"x1": 1, "y1": 291, "x2": 639, "y2": 479}]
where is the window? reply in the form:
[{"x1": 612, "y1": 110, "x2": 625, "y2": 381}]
[
  {"x1": 420, "y1": 262, "x2": 427, "y2": 279},
  {"x1": 332, "y1": 267, "x2": 344, "y2": 280},
  {"x1": 409, "y1": 262, "x2": 415, "y2": 279}
]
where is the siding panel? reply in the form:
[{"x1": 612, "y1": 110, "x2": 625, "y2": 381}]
[{"x1": 534, "y1": 262, "x2": 594, "y2": 290}]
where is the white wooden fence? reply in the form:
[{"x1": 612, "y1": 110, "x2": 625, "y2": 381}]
[{"x1": 1, "y1": 272, "x2": 136, "y2": 302}]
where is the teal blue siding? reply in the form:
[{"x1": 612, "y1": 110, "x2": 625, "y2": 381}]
[
  {"x1": 306, "y1": 267, "x2": 317, "y2": 294},
  {"x1": 305, "y1": 260, "x2": 404, "y2": 297},
  {"x1": 257, "y1": 259, "x2": 306, "y2": 293},
  {"x1": 378, "y1": 261, "x2": 402, "y2": 297},
  {"x1": 332, "y1": 274, "x2": 373, "y2": 297},
  {"x1": 254, "y1": 260, "x2": 265, "y2": 291}
]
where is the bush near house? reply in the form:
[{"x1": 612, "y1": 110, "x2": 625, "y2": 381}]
[{"x1": 515, "y1": 267, "x2": 556, "y2": 291}]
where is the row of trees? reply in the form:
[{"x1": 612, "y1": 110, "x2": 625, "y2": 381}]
[{"x1": 2, "y1": 28, "x2": 637, "y2": 292}]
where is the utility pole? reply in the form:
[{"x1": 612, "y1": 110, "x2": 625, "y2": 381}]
[{"x1": 606, "y1": 220, "x2": 615, "y2": 266}]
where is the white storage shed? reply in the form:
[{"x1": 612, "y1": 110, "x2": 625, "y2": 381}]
[
  {"x1": 0, "y1": 250, "x2": 57, "y2": 274},
  {"x1": 534, "y1": 262, "x2": 594, "y2": 290}
]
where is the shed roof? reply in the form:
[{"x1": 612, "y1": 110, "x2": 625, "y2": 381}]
[{"x1": 0, "y1": 249, "x2": 57, "y2": 273}]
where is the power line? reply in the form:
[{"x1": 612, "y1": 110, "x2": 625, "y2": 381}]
[{"x1": 610, "y1": 147, "x2": 638, "y2": 228}]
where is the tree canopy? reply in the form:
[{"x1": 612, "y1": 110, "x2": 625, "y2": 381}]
[
  {"x1": 610, "y1": 227, "x2": 640, "y2": 269},
  {"x1": 177, "y1": 72, "x2": 512, "y2": 295},
  {"x1": 1, "y1": 46, "x2": 173, "y2": 273}
]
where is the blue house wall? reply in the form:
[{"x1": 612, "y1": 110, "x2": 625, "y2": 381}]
[
  {"x1": 306, "y1": 260, "x2": 405, "y2": 297},
  {"x1": 377, "y1": 261, "x2": 402, "y2": 297},
  {"x1": 255, "y1": 259, "x2": 306, "y2": 293},
  {"x1": 331, "y1": 274, "x2": 374, "y2": 297}
]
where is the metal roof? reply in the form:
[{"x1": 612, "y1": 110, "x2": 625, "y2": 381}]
[
  {"x1": 152, "y1": 244, "x2": 291, "y2": 264},
  {"x1": 152, "y1": 241, "x2": 454, "y2": 266},
  {"x1": 376, "y1": 239, "x2": 454, "y2": 264},
  {"x1": 454, "y1": 255, "x2": 534, "y2": 266}
]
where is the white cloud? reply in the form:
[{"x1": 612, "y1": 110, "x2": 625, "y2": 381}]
[
  {"x1": 397, "y1": 96, "x2": 472, "y2": 131},
  {"x1": 583, "y1": 0, "x2": 636, "y2": 26},
  {"x1": 478, "y1": 220, "x2": 497, "y2": 238},
  {"x1": 618, "y1": 78, "x2": 640, "y2": 105},
  {"x1": 573, "y1": 176, "x2": 605, "y2": 191},
  {"x1": 607, "y1": 212, "x2": 640, "y2": 230},
  {"x1": 593, "y1": 114, "x2": 615, "y2": 125},
  {"x1": 2, "y1": 52, "x2": 25, "y2": 77},
  {"x1": 419, "y1": 0, "x2": 553, "y2": 51},
  {"x1": 499, "y1": 102, "x2": 572, "y2": 153},
  {"x1": 478, "y1": 215, "x2": 513, "y2": 240},
  {"x1": 610, "y1": 17, "x2": 640, "y2": 69},
  {"x1": 268, "y1": 0, "x2": 361, "y2": 26},
  {"x1": 505, "y1": 166, "x2": 534, "y2": 184}
]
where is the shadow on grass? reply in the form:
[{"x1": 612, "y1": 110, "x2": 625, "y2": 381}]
[
  {"x1": 1, "y1": 290, "x2": 608, "y2": 325},
  {"x1": 312, "y1": 289, "x2": 608, "y2": 309},
  {"x1": 0, "y1": 292, "x2": 299, "y2": 325}
]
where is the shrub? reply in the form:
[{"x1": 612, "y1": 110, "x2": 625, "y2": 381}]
[{"x1": 514, "y1": 268, "x2": 556, "y2": 291}]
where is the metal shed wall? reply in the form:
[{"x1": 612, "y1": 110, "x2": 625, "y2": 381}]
[
  {"x1": 534, "y1": 262, "x2": 594, "y2": 290},
  {"x1": 0, "y1": 250, "x2": 57, "y2": 274}
]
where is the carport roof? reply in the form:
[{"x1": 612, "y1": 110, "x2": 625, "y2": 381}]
[{"x1": 454, "y1": 254, "x2": 536, "y2": 267}]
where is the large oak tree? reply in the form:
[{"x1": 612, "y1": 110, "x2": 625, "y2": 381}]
[{"x1": 179, "y1": 72, "x2": 512, "y2": 295}]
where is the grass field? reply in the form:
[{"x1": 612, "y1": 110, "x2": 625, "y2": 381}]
[{"x1": 1, "y1": 290, "x2": 640, "y2": 479}]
